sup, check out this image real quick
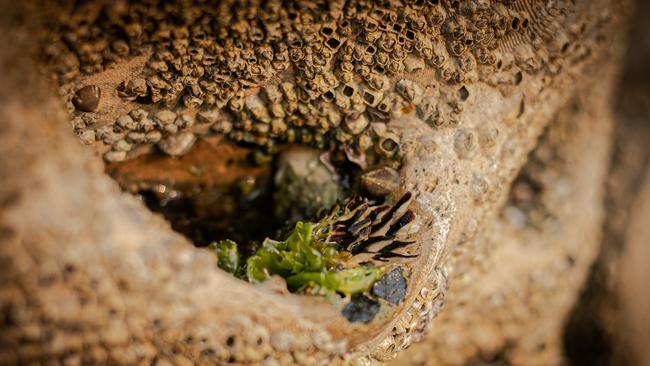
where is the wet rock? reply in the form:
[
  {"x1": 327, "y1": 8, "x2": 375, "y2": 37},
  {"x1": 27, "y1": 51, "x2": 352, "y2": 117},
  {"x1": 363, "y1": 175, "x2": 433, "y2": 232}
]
[
  {"x1": 342, "y1": 295, "x2": 380, "y2": 323},
  {"x1": 157, "y1": 131, "x2": 196, "y2": 157},
  {"x1": 72, "y1": 85, "x2": 101, "y2": 112},
  {"x1": 371, "y1": 268, "x2": 407, "y2": 305},
  {"x1": 360, "y1": 166, "x2": 400, "y2": 197},
  {"x1": 273, "y1": 148, "x2": 341, "y2": 224}
]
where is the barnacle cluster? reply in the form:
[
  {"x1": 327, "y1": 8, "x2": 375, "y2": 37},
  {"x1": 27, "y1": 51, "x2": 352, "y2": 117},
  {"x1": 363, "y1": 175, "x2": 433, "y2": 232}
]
[
  {"x1": 211, "y1": 192, "x2": 418, "y2": 322},
  {"x1": 44, "y1": 0, "x2": 544, "y2": 163}
]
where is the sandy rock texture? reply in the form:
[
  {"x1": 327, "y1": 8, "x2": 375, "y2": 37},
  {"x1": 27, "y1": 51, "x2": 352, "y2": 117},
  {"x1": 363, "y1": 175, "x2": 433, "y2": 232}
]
[{"x1": 0, "y1": 0, "x2": 635, "y2": 365}]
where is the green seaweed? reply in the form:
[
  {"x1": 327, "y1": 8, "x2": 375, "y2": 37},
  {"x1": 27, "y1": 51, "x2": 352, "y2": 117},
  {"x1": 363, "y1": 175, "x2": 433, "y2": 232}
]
[
  {"x1": 213, "y1": 220, "x2": 382, "y2": 295},
  {"x1": 286, "y1": 266, "x2": 383, "y2": 294},
  {"x1": 210, "y1": 239, "x2": 241, "y2": 276}
]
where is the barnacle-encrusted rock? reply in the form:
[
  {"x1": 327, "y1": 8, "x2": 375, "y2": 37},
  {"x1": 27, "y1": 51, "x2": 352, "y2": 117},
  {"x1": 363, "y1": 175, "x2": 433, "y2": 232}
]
[
  {"x1": 0, "y1": 0, "x2": 633, "y2": 365},
  {"x1": 50, "y1": 0, "x2": 610, "y2": 162}
]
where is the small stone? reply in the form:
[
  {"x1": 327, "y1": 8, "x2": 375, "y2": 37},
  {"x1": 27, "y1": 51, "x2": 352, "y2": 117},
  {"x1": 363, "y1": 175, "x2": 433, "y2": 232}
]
[
  {"x1": 104, "y1": 150, "x2": 126, "y2": 163},
  {"x1": 78, "y1": 130, "x2": 95, "y2": 145},
  {"x1": 144, "y1": 130, "x2": 162, "y2": 144},
  {"x1": 72, "y1": 85, "x2": 101, "y2": 112},
  {"x1": 342, "y1": 295, "x2": 380, "y2": 323},
  {"x1": 102, "y1": 131, "x2": 124, "y2": 145},
  {"x1": 157, "y1": 132, "x2": 196, "y2": 157},
  {"x1": 372, "y1": 268, "x2": 407, "y2": 305},
  {"x1": 211, "y1": 119, "x2": 232, "y2": 134},
  {"x1": 138, "y1": 118, "x2": 155, "y2": 132},
  {"x1": 360, "y1": 166, "x2": 400, "y2": 197}
]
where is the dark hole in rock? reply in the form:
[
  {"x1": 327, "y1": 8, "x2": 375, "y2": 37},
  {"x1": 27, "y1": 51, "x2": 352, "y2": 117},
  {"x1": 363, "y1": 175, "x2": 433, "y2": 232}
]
[
  {"x1": 405, "y1": 30, "x2": 415, "y2": 40},
  {"x1": 323, "y1": 90, "x2": 335, "y2": 101},
  {"x1": 326, "y1": 37, "x2": 340, "y2": 49},
  {"x1": 381, "y1": 138, "x2": 398, "y2": 153},
  {"x1": 226, "y1": 336, "x2": 235, "y2": 347},
  {"x1": 107, "y1": 138, "x2": 362, "y2": 253},
  {"x1": 514, "y1": 71, "x2": 523, "y2": 85},
  {"x1": 562, "y1": 42, "x2": 570, "y2": 53},
  {"x1": 458, "y1": 85, "x2": 470, "y2": 101},
  {"x1": 512, "y1": 17, "x2": 520, "y2": 30},
  {"x1": 363, "y1": 92, "x2": 375, "y2": 105},
  {"x1": 342, "y1": 85, "x2": 354, "y2": 97},
  {"x1": 342, "y1": 294, "x2": 381, "y2": 323}
]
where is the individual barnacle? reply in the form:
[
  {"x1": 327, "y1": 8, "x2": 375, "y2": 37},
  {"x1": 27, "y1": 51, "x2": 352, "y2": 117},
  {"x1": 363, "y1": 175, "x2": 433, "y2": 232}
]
[
  {"x1": 78, "y1": 130, "x2": 95, "y2": 145},
  {"x1": 395, "y1": 79, "x2": 422, "y2": 103},
  {"x1": 244, "y1": 95, "x2": 271, "y2": 124},
  {"x1": 376, "y1": 132, "x2": 400, "y2": 159},
  {"x1": 280, "y1": 82, "x2": 298, "y2": 103},
  {"x1": 182, "y1": 94, "x2": 203, "y2": 109},
  {"x1": 113, "y1": 139, "x2": 132, "y2": 152},
  {"x1": 361, "y1": 88, "x2": 384, "y2": 108},
  {"x1": 403, "y1": 55, "x2": 425, "y2": 72},
  {"x1": 262, "y1": 85, "x2": 283, "y2": 104},
  {"x1": 117, "y1": 78, "x2": 148, "y2": 100},
  {"x1": 116, "y1": 115, "x2": 137, "y2": 131},
  {"x1": 344, "y1": 112, "x2": 369, "y2": 135},
  {"x1": 174, "y1": 114, "x2": 195, "y2": 129},
  {"x1": 111, "y1": 40, "x2": 130, "y2": 57},
  {"x1": 126, "y1": 131, "x2": 145, "y2": 144},
  {"x1": 144, "y1": 130, "x2": 162, "y2": 144},
  {"x1": 453, "y1": 128, "x2": 478, "y2": 159},
  {"x1": 153, "y1": 110, "x2": 177, "y2": 128}
]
